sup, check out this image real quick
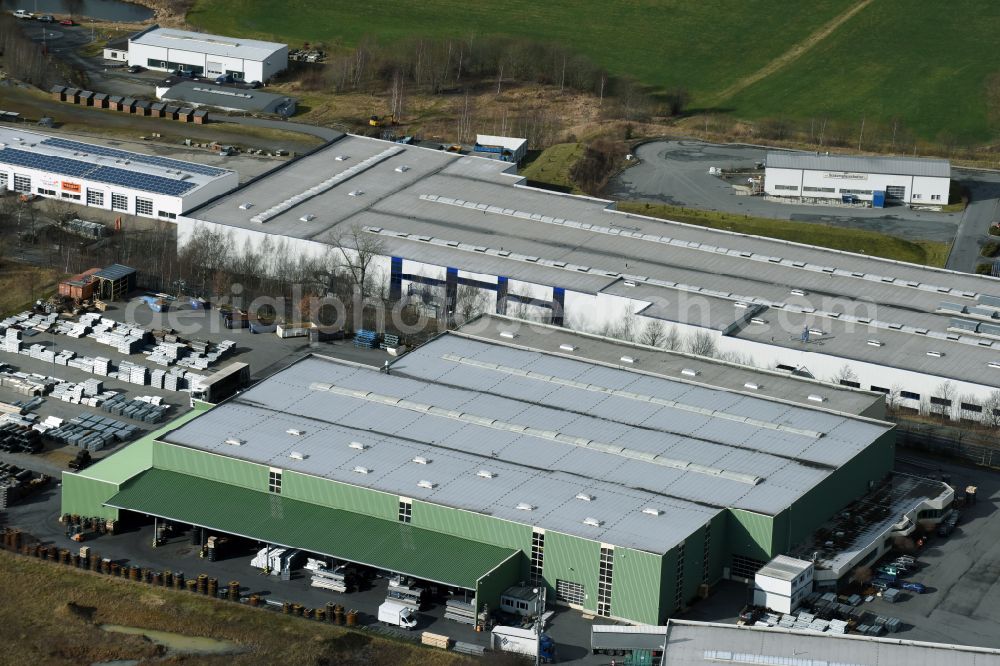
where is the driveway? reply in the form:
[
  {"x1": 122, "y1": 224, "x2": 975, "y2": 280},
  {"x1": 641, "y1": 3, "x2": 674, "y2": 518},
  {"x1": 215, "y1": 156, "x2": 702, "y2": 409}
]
[{"x1": 607, "y1": 140, "x2": 1000, "y2": 265}]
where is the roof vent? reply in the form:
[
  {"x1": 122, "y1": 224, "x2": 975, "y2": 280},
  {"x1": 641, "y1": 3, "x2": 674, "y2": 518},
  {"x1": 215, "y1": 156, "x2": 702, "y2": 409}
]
[
  {"x1": 790, "y1": 289, "x2": 807, "y2": 296},
  {"x1": 353, "y1": 466, "x2": 370, "y2": 475},
  {"x1": 477, "y1": 470, "x2": 496, "y2": 479},
  {"x1": 394, "y1": 165, "x2": 410, "y2": 173},
  {"x1": 583, "y1": 517, "x2": 604, "y2": 528},
  {"x1": 238, "y1": 202, "x2": 253, "y2": 210},
  {"x1": 807, "y1": 394, "x2": 825, "y2": 403},
  {"x1": 559, "y1": 344, "x2": 576, "y2": 352},
  {"x1": 744, "y1": 382, "x2": 760, "y2": 390},
  {"x1": 642, "y1": 508, "x2": 662, "y2": 517},
  {"x1": 348, "y1": 190, "x2": 363, "y2": 197},
  {"x1": 299, "y1": 214, "x2": 315, "y2": 222},
  {"x1": 866, "y1": 339, "x2": 884, "y2": 347},
  {"x1": 734, "y1": 302, "x2": 749, "y2": 309},
  {"x1": 516, "y1": 502, "x2": 536, "y2": 511},
  {"x1": 335, "y1": 155, "x2": 349, "y2": 161},
  {"x1": 750, "y1": 317, "x2": 767, "y2": 325},
  {"x1": 224, "y1": 438, "x2": 244, "y2": 446},
  {"x1": 575, "y1": 493, "x2": 594, "y2": 502},
  {"x1": 926, "y1": 350, "x2": 944, "y2": 358},
  {"x1": 412, "y1": 456, "x2": 430, "y2": 465},
  {"x1": 349, "y1": 441, "x2": 367, "y2": 450},
  {"x1": 623, "y1": 280, "x2": 637, "y2": 287},
  {"x1": 619, "y1": 355, "x2": 635, "y2": 364},
  {"x1": 417, "y1": 480, "x2": 436, "y2": 489},
  {"x1": 499, "y1": 331, "x2": 517, "y2": 339},
  {"x1": 681, "y1": 368, "x2": 699, "y2": 377},
  {"x1": 286, "y1": 428, "x2": 304, "y2": 436},
  {"x1": 289, "y1": 451, "x2": 307, "y2": 461},
  {"x1": 988, "y1": 362, "x2": 1000, "y2": 369}
]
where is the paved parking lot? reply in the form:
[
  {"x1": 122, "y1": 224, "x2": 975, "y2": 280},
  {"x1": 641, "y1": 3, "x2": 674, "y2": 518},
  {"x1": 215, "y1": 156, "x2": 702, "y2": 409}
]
[{"x1": 606, "y1": 140, "x2": 1000, "y2": 271}]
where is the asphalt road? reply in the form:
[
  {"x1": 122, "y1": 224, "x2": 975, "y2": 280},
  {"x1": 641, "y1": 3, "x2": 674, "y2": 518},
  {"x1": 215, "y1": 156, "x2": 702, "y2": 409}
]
[{"x1": 607, "y1": 140, "x2": 1000, "y2": 271}]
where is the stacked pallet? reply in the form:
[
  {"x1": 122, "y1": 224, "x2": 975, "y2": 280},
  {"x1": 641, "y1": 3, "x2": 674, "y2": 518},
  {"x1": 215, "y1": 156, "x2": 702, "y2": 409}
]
[
  {"x1": 444, "y1": 598, "x2": 477, "y2": 625},
  {"x1": 421, "y1": 632, "x2": 450, "y2": 650},
  {"x1": 452, "y1": 642, "x2": 486, "y2": 656},
  {"x1": 0, "y1": 372, "x2": 52, "y2": 396},
  {"x1": 310, "y1": 566, "x2": 350, "y2": 593},
  {"x1": 3, "y1": 328, "x2": 21, "y2": 353},
  {"x1": 93, "y1": 357, "x2": 111, "y2": 376},
  {"x1": 101, "y1": 394, "x2": 169, "y2": 423},
  {"x1": 46, "y1": 412, "x2": 139, "y2": 451},
  {"x1": 353, "y1": 329, "x2": 379, "y2": 349}
]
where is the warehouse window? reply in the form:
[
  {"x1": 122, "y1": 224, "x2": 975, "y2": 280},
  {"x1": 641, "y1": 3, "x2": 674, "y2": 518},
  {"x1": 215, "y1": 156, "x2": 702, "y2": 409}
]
[
  {"x1": 839, "y1": 379, "x2": 861, "y2": 389},
  {"x1": 268, "y1": 469, "x2": 281, "y2": 494},
  {"x1": 86, "y1": 190, "x2": 104, "y2": 207},
  {"x1": 135, "y1": 198, "x2": 154, "y2": 217},
  {"x1": 555, "y1": 579, "x2": 585, "y2": 607},
  {"x1": 730, "y1": 554, "x2": 766, "y2": 581},
  {"x1": 158, "y1": 211, "x2": 177, "y2": 220},
  {"x1": 773, "y1": 184, "x2": 798, "y2": 191},
  {"x1": 870, "y1": 385, "x2": 889, "y2": 394},
  {"x1": 930, "y1": 396, "x2": 952, "y2": 407},
  {"x1": 674, "y1": 541, "x2": 686, "y2": 610},
  {"x1": 111, "y1": 193, "x2": 128, "y2": 211},
  {"x1": 804, "y1": 186, "x2": 835, "y2": 193},
  {"x1": 931, "y1": 194, "x2": 942, "y2": 201},
  {"x1": 225, "y1": 69, "x2": 244, "y2": 81},
  {"x1": 13, "y1": 174, "x2": 30, "y2": 193},
  {"x1": 961, "y1": 402, "x2": 982, "y2": 413},
  {"x1": 398, "y1": 498, "x2": 412, "y2": 523},
  {"x1": 839, "y1": 188, "x2": 873, "y2": 195},
  {"x1": 147, "y1": 59, "x2": 167, "y2": 69},
  {"x1": 530, "y1": 529, "x2": 545, "y2": 586},
  {"x1": 900, "y1": 390, "x2": 920, "y2": 401},
  {"x1": 37, "y1": 187, "x2": 55, "y2": 197},
  {"x1": 61, "y1": 192, "x2": 81, "y2": 201},
  {"x1": 597, "y1": 546, "x2": 614, "y2": 617}
]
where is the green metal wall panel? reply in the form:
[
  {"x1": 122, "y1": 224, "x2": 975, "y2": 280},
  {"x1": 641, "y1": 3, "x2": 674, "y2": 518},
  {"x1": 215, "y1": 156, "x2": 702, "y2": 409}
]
[
  {"x1": 152, "y1": 443, "x2": 267, "y2": 491},
  {"x1": 610, "y1": 547, "x2": 663, "y2": 625},
  {"x1": 706, "y1": 514, "x2": 728, "y2": 586},
  {"x1": 412, "y1": 501, "x2": 533, "y2": 556},
  {"x1": 60, "y1": 472, "x2": 119, "y2": 520},
  {"x1": 680, "y1": 529, "x2": 706, "y2": 607},
  {"x1": 282, "y1": 471, "x2": 397, "y2": 521},
  {"x1": 542, "y1": 530, "x2": 600, "y2": 614},
  {"x1": 786, "y1": 430, "x2": 895, "y2": 549},
  {"x1": 476, "y1": 552, "x2": 525, "y2": 617},
  {"x1": 727, "y1": 508, "x2": 775, "y2": 562}
]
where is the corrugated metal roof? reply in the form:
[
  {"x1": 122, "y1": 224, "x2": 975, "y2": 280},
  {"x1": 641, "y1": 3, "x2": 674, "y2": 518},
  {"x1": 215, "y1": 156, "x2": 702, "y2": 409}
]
[
  {"x1": 160, "y1": 339, "x2": 891, "y2": 553},
  {"x1": 107, "y1": 468, "x2": 517, "y2": 589},
  {"x1": 131, "y1": 27, "x2": 285, "y2": 62},
  {"x1": 766, "y1": 151, "x2": 951, "y2": 178}
]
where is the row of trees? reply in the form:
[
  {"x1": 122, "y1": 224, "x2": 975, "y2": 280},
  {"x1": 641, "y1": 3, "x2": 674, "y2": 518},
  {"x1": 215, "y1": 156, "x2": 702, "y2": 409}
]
[{"x1": 0, "y1": 14, "x2": 80, "y2": 89}]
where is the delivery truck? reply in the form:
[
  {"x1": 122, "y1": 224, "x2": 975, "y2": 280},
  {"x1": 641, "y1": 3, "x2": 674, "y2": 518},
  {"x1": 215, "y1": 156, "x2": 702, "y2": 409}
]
[
  {"x1": 378, "y1": 600, "x2": 418, "y2": 629},
  {"x1": 491, "y1": 625, "x2": 556, "y2": 662}
]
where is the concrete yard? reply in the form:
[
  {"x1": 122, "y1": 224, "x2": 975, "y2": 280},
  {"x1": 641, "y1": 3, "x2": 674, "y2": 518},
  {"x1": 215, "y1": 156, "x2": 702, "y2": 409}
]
[{"x1": 606, "y1": 140, "x2": 1000, "y2": 272}]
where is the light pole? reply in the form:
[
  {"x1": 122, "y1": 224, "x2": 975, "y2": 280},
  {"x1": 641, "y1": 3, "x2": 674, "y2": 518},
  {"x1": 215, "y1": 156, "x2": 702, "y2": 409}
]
[{"x1": 533, "y1": 585, "x2": 547, "y2": 666}]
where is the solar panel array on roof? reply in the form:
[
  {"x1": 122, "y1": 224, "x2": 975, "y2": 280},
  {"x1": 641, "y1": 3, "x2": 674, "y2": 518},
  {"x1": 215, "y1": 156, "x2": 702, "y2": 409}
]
[
  {"x1": 41, "y1": 136, "x2": 226, "y2": 177},
  {"x1": 0, "y1": 147, "x2": 198, "y2": 196}
]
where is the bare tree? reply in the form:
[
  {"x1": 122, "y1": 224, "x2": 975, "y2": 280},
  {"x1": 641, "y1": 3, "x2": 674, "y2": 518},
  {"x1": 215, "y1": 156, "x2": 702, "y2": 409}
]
[
  {"x1": 454, "y1": 284, "x2": 489, "y2": 325},
  {"x1": 330, "y1": 225, "x2": 386, "y2": 298},
  {"x1": 932, "y1": 381, "x2": 956, "y2": 419},
  {"x1": 639, "y1": 319, "x2": 666, "y2": 347},
  {"x1": 663, "y1": 325, "x2": 682, "y2": 351},
  {"x1": 982, "y1": 390, "x2": 1000, "y2": 428},
  {"x1": 687, "y1": 331, "x2": 718, "y2": 357},
  {"x1": 832, "y1": 364, "x2": 859, "y2": 386},
  {"x1": 886, "y1": 384, "x2": 902, "y2": 412},
  {"x1": 610, "y1": 310, "x2": 637, "y2": 342}
]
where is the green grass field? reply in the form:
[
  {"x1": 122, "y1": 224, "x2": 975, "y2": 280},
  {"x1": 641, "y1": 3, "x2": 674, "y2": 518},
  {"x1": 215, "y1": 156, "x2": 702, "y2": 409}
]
[
  {"x1": 519, "y1": 143, "x2": 585, "y2": 193},
  {"x1": 617, "y1": 202, "x2": 951, "y2": 267},
  {"x1": 187, "y1": 1, "x2": 1000, "y2": 143}
]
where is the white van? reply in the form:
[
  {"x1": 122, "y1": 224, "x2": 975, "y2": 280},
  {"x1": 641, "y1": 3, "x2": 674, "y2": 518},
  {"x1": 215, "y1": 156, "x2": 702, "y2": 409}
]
[{"x1": 13, "y1": 10, "x2": 34, "y2": 19}]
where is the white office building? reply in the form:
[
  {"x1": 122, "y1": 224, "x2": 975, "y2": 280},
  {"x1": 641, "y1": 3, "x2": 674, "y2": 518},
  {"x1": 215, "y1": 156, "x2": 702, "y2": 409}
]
[
  {"x1": 753, "y1": 555, "x2": 814, "y2": 614},
  {"x1": 0, "y1": 128, "x2": 238, "y2": 219},
  {"x1": 765, "y1": 152, "x2": 950, "y2": 205},
  {"x1": 127, "y1": 26, "x2": 288, "y2": 82}
]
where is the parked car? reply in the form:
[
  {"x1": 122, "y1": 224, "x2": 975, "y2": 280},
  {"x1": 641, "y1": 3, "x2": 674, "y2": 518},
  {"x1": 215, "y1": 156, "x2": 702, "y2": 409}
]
[
  {"x1": 59, "y1": 18, "x2": 76, "y2": 25},
  {"x1": 36, "y1": 14, "x2": 55, "y2": 22},
  {"x1": 214, "y1": 73, "x2": 233, "y2": 84},
  {"x1": 900, "y1": 581, "x2": 927, "y2": 594},
  {"x1": 12, "y1": 10, "x2": 33, "y2": 19},
  {"x1": 871, "y1": 578, "x2": 895, "y2": 592},
  {"x1": 126, "y1": 65, "x2": 144, "y2": 73},
  {"x1": 248, "y1": 80, "x2": 263, "y2": 88}
]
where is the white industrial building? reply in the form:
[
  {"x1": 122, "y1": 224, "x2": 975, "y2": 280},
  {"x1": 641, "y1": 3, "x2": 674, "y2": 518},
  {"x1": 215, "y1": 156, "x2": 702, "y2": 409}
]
[
  {"x1": 765, "y1": 152, "x2": 951, "y2": 205},
  {"x1": 175, "y1": 133, "x2": 1000, "y2": 420},
  {"x1": 0, "y1": 128, "x2": 238, "y2": 218},
  {"x1": 127, "y1": 25, "x2": 288, "y2": 82},
  {"x1": 753, "y1": 555, "x2": 814, "y2": 614}
]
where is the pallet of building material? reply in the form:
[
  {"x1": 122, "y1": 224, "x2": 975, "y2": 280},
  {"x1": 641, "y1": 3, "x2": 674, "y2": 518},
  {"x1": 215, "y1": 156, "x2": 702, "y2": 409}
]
[
  {"x1": 421, "y1": 632, "x2": 450, "y2": 649},
  {"x1": 452, "y1": 642, "x2": 486, "y2": 657}
]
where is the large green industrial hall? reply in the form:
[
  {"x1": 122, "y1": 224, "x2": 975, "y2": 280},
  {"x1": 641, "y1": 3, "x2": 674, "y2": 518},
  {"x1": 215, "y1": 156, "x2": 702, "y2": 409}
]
[{"x1": 62, "y1": 329, "x2": 895, "y2": 625}]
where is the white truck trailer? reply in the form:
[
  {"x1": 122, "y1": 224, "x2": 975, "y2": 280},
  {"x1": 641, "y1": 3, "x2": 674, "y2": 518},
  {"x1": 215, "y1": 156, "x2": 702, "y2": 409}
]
[{"x1": 378, "y1": 600, "x2": 418, "y2": 629}]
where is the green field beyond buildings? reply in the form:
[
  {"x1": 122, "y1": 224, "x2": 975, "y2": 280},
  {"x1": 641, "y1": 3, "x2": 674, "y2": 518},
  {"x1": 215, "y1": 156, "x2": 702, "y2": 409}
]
[{"x1": 189, "y1": 0, "x2": 1000, "y2": 142}]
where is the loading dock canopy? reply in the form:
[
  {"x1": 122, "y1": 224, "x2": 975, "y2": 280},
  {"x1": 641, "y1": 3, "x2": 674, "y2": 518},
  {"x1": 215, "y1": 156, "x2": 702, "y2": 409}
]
[{"x1": 106, "y1": 469, "x2": 516, "y2": 589}]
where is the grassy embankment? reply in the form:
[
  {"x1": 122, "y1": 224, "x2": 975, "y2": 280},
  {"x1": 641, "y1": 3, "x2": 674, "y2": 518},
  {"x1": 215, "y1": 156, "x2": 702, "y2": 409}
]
[
  {"x1": 0, "y1": 548, "x2": 469, "y2": 666},
  {"x1": 519, "y1": 142, "x2": 585, "y2": 194},
  {"x1": 187, "y1": 0, "x2": 1000, "y2": 144},
  {"x1": 618, "y1": 201, "x2": 950, "y2": 267},
  {"x1": 0, "y1": 262, "x2": 63, "y2": 315}
]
